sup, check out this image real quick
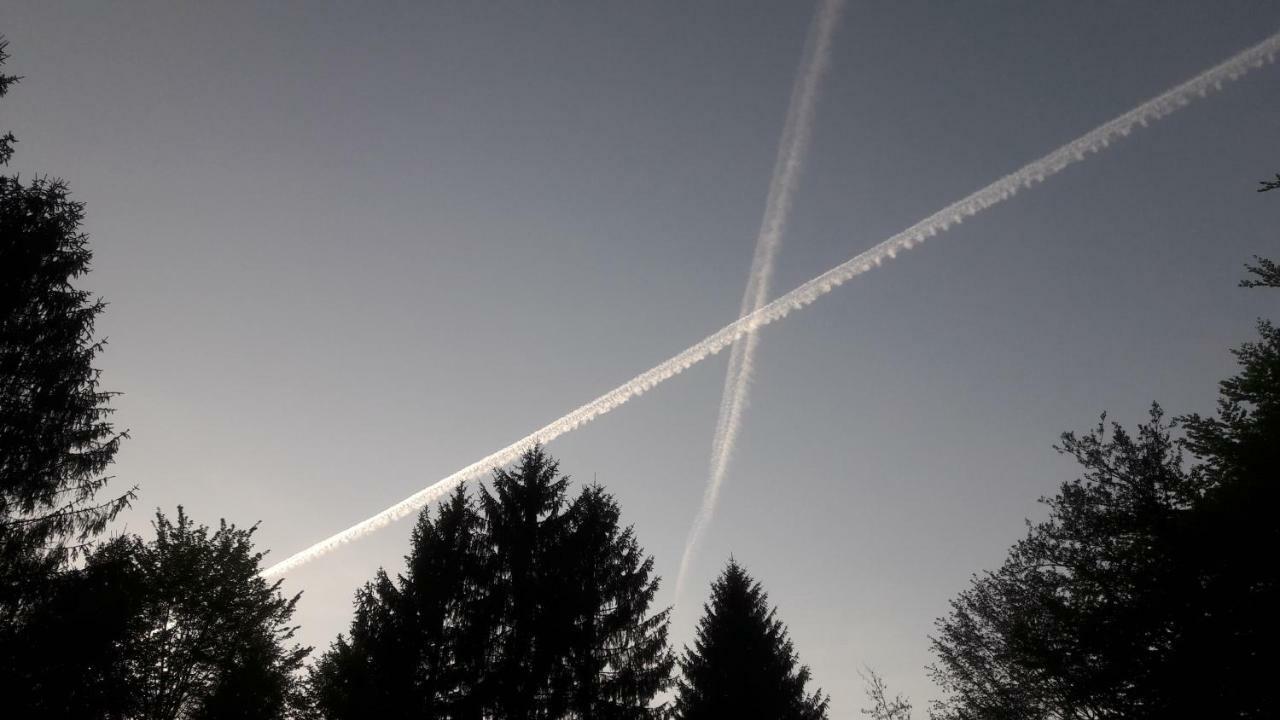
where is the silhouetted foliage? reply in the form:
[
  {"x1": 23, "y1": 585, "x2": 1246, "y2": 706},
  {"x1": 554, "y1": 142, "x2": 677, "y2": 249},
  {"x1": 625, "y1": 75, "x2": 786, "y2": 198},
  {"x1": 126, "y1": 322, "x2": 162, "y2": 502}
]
[
  {"x1": 123, "y1": 509, "x2": 310, "y2": 719},
  {"x1": 310, "y1": 447, "x2": 673, "y2": 719},
  {"x1": 674, "y1": 559, "x2": 828, "y2": 720},
  {"x1": 308, "y1": 487, "x2": 492, "y2": 719},
  {"x1": 1, "y1": 536, "x2": 141, "y2": 717},
  {"x1": 0, "y1": 39, "x2": 138, "y2": 716},
  {"x1": 929, "y1": 259, "x2": 1279, "y2": 720},
  {"x1": 0, "y1": 41, "x2": 16, "y2": 167},
  {"x1": 859, "y1": 669, "x2": 913, "y2": 720},
  {"x1": 1239, "y1": 255, "x2": 1279, "y2": 288},
  {"x1": 1257, "y1": 173, "x2": 1280, "y2": 192},
  {"x1": 0, "y1": 39, "x2": 132, "y2": 564},
  {"x1": 482, "y1": 445, "x2": 578, "y2": 718},
  {"x1": 10, "y1": 509, "x2": 309, "y2": 719},
  {"x1": 559, "y1": 484, "x2": 674, "y2": 718},
  {"x1": 1172, "y1": 259, "x2": 1279, "y2": 718}
]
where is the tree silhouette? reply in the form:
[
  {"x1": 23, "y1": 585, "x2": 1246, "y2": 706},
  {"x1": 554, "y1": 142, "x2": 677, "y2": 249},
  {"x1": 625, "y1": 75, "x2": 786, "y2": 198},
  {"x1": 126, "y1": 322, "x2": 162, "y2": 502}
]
[
  {"x1": 310, "y1": 447, "x2": 673, "y2": 719},
  {"x1": 309, "y1": 487, "x2": 492, "y2": 719},
  {"x1": 118, "y1": 509, "x2": 310, "y2": 719},
  {"x1": 674, "y1": 559, "x2": 829, "y2": 720},
  {"x1": 2, "y1": 536, "x2": 141, "y2": 717},
  {"x1": 0, "y1": 39, "x2": 136, "y2": 716},
  {"x1": 858, "y1": 669, "x2": 913, "y2": 720},
  {"x1": 1173, "y1": 258, "x2": 1278, "y2": 718},
  {"x1": 560, "y1": 484, "x2": 674, "y2": 719},
  {"x1": 1239, "y1": 255, "x2": 1279, "y2": 288},
  {"x1": 481, "y1": 445, "x2": 577, "y2": 718},
  {"x1": 0, "y1": 39, "x2": 132, "y2": 564},
  {"x1": 8, "y1": 508, "x2": 309, "y2": 718},
  {"x1": 929, "y1": 260, "x2": 1279, "y2": 719}
]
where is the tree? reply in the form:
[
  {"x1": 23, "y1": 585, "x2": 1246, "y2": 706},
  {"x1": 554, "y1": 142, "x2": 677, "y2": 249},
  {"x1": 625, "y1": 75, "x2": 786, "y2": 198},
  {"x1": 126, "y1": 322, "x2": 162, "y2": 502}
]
[
  {"x1": 481, "y1": 445, "x2": 577, "y2": 718},
  {"x1": 928, "y1": 260, "x2": 1279, "y2": 719},
  {"x1": 7, "y1": 508, "x2": 309, "y2": 718},
  {"x1": 560, "y1": 484, "x2": 674, "y2": 719},
  {"x1": 2, "y1": 535, "x2": 142, "y2": 718},
  {"x1": 859, "y1": 669, "x2": 913, "y2": 720},
  {"x1": 1173, "y1": 258, "x2": 1278, "y2": 718},
  {"x1": 674, "y1": 559, "x2": 829, "y2": 720},
  {"x1": 24, "y1": 509, "x2": 310, "y2": 719},
  {"x1": 0, "y1": 39, "x2": 132, "y2": 565},
  {"x1": 310, "y1": 447, "x2": 674, "y2": 719},
  {"x1": 0, "y1": 37, "x2": 135, "y2": 716},
  {"x1": 118, "y1": 508, "x2": 310, "y2": 720},
  {"x1": 309, "y1": 486, "x2": 492, "y2": 720}
]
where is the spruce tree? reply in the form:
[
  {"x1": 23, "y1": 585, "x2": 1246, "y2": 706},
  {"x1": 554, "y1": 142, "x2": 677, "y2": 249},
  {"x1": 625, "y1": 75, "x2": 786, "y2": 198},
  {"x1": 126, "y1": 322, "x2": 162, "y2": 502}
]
[
  {"x1": 480, "y1": 445, "x2": 575, "y2": 718},
  {"x1": 0, "y1": 40, "x2": 132, "y2": 565},
  {"x1": 0, "y1": 38, "x2": 134, "y2": 715},
  {"x1": 562, "y1": 484, "x2": 674, "y2": 719},
  {"x1": 310, "y1": 448, "x2": 675, "y2": 719},
  {"x1": 310, "y1": 486, "x2": 493, "y2": 719},
  {"x1": 405, "y1": 485, "x2": 494, "y2": 720},
  {"x1": 675, "y1": 559, "x2": 829, "y2": 720}
]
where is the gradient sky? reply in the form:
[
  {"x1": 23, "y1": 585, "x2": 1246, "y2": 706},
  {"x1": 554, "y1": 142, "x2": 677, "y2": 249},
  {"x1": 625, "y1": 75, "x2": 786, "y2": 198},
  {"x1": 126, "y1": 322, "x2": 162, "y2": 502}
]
[{"x1": 5, "y1": 2, "x2": 1279, "y2": 713}]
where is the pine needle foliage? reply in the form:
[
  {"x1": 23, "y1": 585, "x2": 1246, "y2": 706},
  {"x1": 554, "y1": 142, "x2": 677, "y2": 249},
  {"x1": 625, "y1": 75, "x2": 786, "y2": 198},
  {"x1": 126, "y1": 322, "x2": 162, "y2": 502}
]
[
  {"x1": 674, "y1": 559, "x2": 829, "y2": 720},
  {"x1": 310, "y1": 447, "x2": 674, "y2": 719}
]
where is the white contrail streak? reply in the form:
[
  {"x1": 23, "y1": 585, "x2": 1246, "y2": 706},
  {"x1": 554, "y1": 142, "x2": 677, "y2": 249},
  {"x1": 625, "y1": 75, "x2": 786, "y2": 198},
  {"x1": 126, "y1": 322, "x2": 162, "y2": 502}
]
[
  {"x1": 676, "y1": 0, "x2": 845, "y2": 604},
  {"x1": 262, "y1": 30, "x2": 1280, "y2": 579}
]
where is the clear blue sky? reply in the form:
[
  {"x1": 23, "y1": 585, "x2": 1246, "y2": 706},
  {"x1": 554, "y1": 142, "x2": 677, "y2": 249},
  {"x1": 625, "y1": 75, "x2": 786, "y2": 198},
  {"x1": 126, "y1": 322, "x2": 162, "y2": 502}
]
[{"x1": 5, "y1": 1, "x2": 1278, "y2": 713}]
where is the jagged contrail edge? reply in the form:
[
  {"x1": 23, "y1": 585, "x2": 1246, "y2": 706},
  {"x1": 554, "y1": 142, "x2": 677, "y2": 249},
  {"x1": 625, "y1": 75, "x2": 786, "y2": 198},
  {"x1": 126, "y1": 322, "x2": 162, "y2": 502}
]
[
  {"x1": 263, "y1": 30, "x2": 1280, "y2": 579},
  {"x1": 677, "y1": 0, "x2": 846, "y2": 603}
]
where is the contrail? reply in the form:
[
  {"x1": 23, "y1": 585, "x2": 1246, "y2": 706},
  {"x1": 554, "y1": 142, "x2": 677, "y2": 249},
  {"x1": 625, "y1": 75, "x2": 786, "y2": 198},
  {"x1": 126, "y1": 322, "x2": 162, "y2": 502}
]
[
  {"x1": 676, "y1": 0, "x2": 845, "y2": 604},
  {"x1": 262, "y1": 30, "x2": 1280, "y2": 579}
]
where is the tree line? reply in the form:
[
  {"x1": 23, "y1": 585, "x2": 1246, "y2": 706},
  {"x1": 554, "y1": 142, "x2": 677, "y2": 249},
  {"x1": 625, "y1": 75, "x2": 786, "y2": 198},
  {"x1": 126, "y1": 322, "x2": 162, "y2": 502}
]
[{"x1": 3, "y1": 40, "x2": 1277, "y2": 719}]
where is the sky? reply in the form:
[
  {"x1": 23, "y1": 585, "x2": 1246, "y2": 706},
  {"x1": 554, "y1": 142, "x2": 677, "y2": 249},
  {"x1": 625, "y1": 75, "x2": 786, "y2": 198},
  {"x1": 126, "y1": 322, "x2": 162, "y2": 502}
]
[{"x1": 4, "y1": 1, "x2": 1279, "y2": 713}]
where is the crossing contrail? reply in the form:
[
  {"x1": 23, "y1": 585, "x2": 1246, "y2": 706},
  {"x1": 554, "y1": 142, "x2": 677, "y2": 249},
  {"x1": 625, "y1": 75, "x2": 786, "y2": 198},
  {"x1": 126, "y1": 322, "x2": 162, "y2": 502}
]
[
  {"x1": 262, "y1": 29, "x2": 1280, "y2": 579},
  {"x1": 676, "y1": 0, "x2": 845, "y2": 604}
]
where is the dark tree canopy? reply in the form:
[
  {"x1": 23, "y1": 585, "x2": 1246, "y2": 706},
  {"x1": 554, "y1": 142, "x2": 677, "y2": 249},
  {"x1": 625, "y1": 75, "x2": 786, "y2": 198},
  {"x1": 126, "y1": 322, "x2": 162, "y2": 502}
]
[
  {"x1": 481, "y1": 445, "x2": 578, "y2": 718},
  {"x1": 310, "y1": 447, "x2": 674, "y2": 719},
  {"x1": 1173, "y1": 259, "x2": 1279, "y2": 717},
  {"x1": 309, "y1": 487, "x2": 493, "y2": 719},
  {"x1": 674, "y1": 559, "x2": 829, "y2": 720},
  {"x1": 929, "y1": 259, "x2": 1279, "y2": 720},
  {"x1": 560, "y1": 484, "x2": 674, "y2": 718},
  {"x1": 0, "y1": 38, "x2": 131, "y2": 564},
  {"x1": 0, "y1": 39, "x2": 139, "y2": 718},
  {"x1": 8, "y1": 509, "x2": 309, "y2": 719},
  {"x1": 122, "y1": 509, "x2": 310, "y2": 720}
]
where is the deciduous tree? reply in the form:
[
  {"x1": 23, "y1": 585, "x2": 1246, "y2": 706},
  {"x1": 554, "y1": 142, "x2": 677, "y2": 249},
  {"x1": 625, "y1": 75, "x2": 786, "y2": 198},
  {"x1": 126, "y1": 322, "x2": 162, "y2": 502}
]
[{"x1": 929, "y1": 259, "x2": 1279, "y2": 719}]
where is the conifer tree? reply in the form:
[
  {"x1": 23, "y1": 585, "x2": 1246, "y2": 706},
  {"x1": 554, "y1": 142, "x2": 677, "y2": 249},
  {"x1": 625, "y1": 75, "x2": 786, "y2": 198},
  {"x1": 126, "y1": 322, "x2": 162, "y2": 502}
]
[
  {"x1": 309, "y1": 486, "x2": 492, "y2": 719},
  {"x1": 480, "y1": 445, "x2": 576, "y2": 718},
  {"x1": 310, "y1": 448, "x2": 674, "y2": 719},
  {"x1": 0, "y1": 40, "x2": 132, "y2": 567},
  {"x1": 562, "y1": 484, "x2": 674, "y2": 719},
  {"x1": 406, "y1": 485, "x2": 495, "y2": 720},
  {"x1": 0, "y1": 38, "x2": 135, "y2": 714},
  {"x1": 674, "y1": 559, "x2": 829, "y2": 720}
]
